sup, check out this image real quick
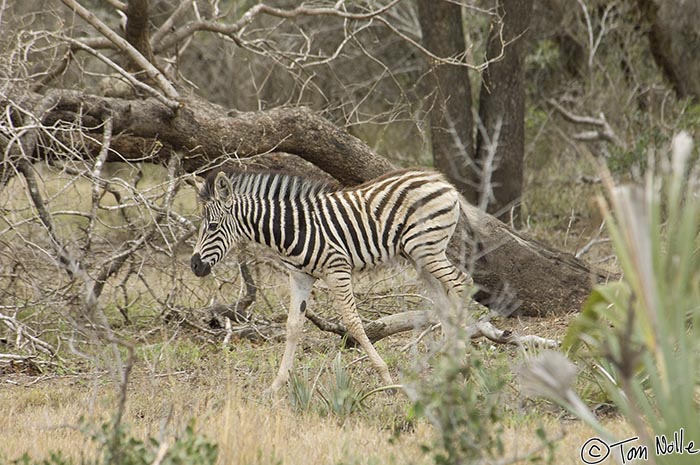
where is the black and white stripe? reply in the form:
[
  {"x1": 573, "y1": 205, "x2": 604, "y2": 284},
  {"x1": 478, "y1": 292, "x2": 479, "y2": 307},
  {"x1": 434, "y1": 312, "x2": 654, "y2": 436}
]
[{"x1": 191, "y1": 168, "x2": 470, "y2": 391}]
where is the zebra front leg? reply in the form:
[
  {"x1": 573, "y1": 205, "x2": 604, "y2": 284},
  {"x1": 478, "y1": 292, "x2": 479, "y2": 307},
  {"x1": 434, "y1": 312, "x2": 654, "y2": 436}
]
[
  {"x1": 267, "y1": 271, "x2": 316, "y2": 394},
  {"x1": 326, "y1": 270, "x2": 394, "y2": 387}
]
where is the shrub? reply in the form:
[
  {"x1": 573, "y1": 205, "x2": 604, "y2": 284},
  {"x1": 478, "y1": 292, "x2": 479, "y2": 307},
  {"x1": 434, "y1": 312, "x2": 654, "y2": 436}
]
[{"x1": 12, "y1": 418, "x2": 218, "y2": 465}]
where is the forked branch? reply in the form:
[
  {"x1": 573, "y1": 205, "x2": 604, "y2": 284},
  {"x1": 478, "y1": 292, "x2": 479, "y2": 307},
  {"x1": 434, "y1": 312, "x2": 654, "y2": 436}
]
[
  {"x1": 58, "y1": 0, "x2": 179, "y2": 104},
  {"x1": 548, "y1": 98, "x2": 626, "y2": 150}
]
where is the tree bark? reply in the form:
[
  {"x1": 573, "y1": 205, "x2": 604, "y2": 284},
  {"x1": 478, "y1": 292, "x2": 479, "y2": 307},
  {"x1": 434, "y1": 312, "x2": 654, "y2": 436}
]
[
  {"x1": 417, "y1": 0, "x2": 476, "y2": 203},
  {"x1": 125, "y1": 0, "x2": 155, "y2": 68},
  {"x1": 476, "y1": 0, "x2": 533, "y2": 225},
  {"x1": 637, "y1": 0, "x2": 700, "y2": 103},
  {"x1": 2, "y1": 89, "x2": 613, "y2": 316}
]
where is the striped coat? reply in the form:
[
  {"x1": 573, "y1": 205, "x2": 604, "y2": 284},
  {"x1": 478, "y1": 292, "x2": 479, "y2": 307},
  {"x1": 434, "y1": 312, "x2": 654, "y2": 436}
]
[{"x1": 191, "y1": 169, "x2": 470, "y2": 392}]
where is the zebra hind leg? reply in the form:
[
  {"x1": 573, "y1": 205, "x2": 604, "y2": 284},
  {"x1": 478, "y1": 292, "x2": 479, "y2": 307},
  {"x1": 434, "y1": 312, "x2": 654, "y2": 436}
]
[
  {"x1": 326, "y1": 269, "x2": 395, "y2": 387},
  {"x1": 266, "y1": 271, "x2": 316, "y2": 395},
  {"x1": 413, "y1": 252, "x2": 472, "y2": 341}
]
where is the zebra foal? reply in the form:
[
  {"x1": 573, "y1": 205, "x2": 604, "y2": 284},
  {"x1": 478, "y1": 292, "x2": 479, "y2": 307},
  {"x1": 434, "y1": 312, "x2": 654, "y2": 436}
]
[{"x1": 190, "y1": 168, "x2": 471, "y2": 393}]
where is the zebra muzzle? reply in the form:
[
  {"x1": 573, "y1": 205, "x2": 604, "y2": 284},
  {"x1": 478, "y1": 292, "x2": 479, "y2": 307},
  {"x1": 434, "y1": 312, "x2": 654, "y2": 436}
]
[{"x1": 190, "y1": 253, "x2": 212, "y2": 277}]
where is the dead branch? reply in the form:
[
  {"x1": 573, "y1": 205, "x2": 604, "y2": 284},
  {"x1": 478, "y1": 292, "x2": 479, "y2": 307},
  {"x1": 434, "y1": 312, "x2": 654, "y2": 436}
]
[
  {"x1": 305, "y1": 308, "x2": 559, "y2": 348},
  {"x1": 58, "y1": 0, "x2": 179, "y2": 104},
  {"x1": 85, "y1": 116, "x2": 113, "y2": 250},
  {"x1": 7, "y1": 97, "x2": 87, "y2": 280},
  {"x1": 468, "y1": 321, "x2": 559, "y2": 349},
  {"x1": 30, "y1": 50, "x2": 73, "y2": 92},
  {"x1": 58, "y1": 35, "x2": 173, "y2": 106},
  {"x1": 155, "y1": 0, "x2": 403, "y2": 53},
  {"x1": 152, "y1": 0, "x2": 193, "y2": 47},
  {"x1": 150, "y1": 0, "x2": 504, "y2": 73},
  {"x1": 0, "y1": 313, "x2": 57, "y2": 357},
  {"x1": 547, "y1": 98, "x2": 627, "y2": 150}
]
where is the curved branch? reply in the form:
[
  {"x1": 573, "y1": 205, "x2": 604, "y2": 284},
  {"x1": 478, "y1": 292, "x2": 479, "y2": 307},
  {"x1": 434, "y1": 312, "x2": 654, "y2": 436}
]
[{"x1": 155, "y1": 0, "x2": 402, "y2": 52}]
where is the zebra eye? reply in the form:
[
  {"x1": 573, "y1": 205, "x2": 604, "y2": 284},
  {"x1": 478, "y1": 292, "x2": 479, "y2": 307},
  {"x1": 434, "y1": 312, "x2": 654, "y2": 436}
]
[{"x1": 207, "y1": 222, "x2": 218, "y2": 232}]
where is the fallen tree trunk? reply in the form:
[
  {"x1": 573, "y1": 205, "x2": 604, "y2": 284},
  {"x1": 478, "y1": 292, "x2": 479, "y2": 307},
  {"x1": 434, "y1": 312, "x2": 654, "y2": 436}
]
[{"x1": 3, "y1": 89, "x2": 615, "y2": 316}]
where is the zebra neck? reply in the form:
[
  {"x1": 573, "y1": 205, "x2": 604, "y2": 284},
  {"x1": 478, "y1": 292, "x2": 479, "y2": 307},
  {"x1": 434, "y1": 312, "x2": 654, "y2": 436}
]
[{"x1": 231, "y1": 194, "x2": 319, "y2": 254}]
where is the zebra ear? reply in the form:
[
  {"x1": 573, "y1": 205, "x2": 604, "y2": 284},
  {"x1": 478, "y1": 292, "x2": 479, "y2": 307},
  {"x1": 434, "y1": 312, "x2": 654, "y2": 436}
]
[{"x1": 214, "y1": 172, "x2": 232, "y2": 202}]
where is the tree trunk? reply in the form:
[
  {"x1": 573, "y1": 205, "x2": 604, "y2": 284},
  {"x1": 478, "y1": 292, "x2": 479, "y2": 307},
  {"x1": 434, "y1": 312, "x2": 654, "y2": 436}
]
[
  {"x1": 637, "y1": 0, "x2": 700, "y2": 103},
  {"x1": 476, "y1": 0, "x2": 533, "y2": 225},
  {"x1": 2, "y1": 89, "x2": 613, "y2": 316},
  {"x1": 416, "y1": 0, "x2": 476, "y2": 203}
]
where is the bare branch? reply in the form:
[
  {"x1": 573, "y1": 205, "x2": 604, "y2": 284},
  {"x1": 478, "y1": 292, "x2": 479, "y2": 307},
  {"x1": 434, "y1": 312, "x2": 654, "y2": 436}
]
[
  {"x1": 469, "y1": 321, "x2": 559, "y2": 349},
  {"x1": 155, "y1": 0, "x2": 402, "y2": 52},
  {"x1": 105, "y1": 0, "x2": 127, "y2": 12},
  {"x1": 59, "y1": 35, "x2": 178, "y2": 109},
  {"x1": 151, "y1": 0, "x2": 193, "y2": 47},
  {"x1": 30, "y1": 50, "x2": 73, "y2": 92},
  {"x1": 548, "y1": 99, "x2": 627, "y2": 150},
  {"x1": 0, "y1": 313, "x2": 57, "y2": 356},
  {"x1": 306, "y1": 307, "x2": 559, "y2": 348},
  {"x1": 58, "y1": 0, "x2": 180, "y2": 102},
  {"x1": 85, "y1": 117, "x2": 113, "y2": 250}
]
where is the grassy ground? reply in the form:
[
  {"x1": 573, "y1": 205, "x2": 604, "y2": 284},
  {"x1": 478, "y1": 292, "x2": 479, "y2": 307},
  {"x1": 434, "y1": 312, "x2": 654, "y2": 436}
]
[{"x1": 1, "y1": 306, "x2": 633, "y2": 465}]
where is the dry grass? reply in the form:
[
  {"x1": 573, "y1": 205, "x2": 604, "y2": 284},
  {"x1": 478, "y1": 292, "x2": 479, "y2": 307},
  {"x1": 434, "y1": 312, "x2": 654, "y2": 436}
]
[
  {"x1": 1, "y1": 373, "x2": 427, "y2": 465},
  {"x1": 1, "y1": 315, "x2": 634, "y2": 465}
]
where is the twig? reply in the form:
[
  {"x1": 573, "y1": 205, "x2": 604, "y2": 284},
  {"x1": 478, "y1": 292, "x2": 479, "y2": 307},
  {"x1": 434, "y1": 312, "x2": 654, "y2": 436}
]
[
  {"x1": 375, "y1": 11, "x2": 507, "y2": 72},
  {"x1": 576, "y1": 221, "x2": 609, "y2": 259},
  {"x1": 151, "y1": 0, "x2": 194, "y2": 47},
  {"x1": 9, "y1": 99, "x2": 88, "y2": 281},
  {"x1": 59, "y1": 35, "x2": 177, "y2": 109},
  {"x1": 156, "y1": 0, "x2": 402, "y2": 52},
  {"x1": 547, "y1": 99, "x2": 626, "y2": 150},
  {"x1": 104, "y1": 0, "x2": 126, "y2": 11},
  {"x1": 85, "y1": 117, "x2": 113, "y2": 251},
  {"x1": 476, "y1": 116, "x2": 503, "y2": 212},
  {"x1": 30, "y1": 50, "x2": 73, "y2": 92},
  {"x1": 400, "y1": 323, "x2": 441, "y2": 351},
  {"x1": 58, "y1": 0, "x2": 180, "y2": 103}
]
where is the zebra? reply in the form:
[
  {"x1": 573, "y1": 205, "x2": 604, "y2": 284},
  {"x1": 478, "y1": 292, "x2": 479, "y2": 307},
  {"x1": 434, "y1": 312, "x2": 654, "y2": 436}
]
[{"x1": 190, "y1": 168, "x2": 472, "y2": 393}]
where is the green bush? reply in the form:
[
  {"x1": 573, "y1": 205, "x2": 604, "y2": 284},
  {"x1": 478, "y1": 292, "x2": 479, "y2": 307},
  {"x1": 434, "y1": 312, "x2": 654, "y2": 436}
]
[{"x1": 408, "y1": 347, "x2": 508, "y2": 464}]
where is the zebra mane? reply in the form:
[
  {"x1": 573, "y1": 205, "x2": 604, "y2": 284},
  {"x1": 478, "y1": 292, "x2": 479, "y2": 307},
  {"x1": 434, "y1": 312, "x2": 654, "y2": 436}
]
[{"x1": 199, "y1": 169, "x2": 334, "y2": 202}]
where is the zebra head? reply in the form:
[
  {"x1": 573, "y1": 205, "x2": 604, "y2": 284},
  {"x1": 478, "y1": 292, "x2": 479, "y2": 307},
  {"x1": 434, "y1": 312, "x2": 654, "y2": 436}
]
[{"x1": 191, "y1": 172, "x2": 238, "y2": 277}]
